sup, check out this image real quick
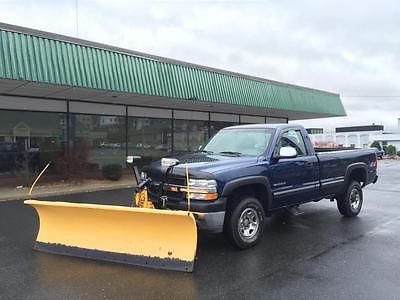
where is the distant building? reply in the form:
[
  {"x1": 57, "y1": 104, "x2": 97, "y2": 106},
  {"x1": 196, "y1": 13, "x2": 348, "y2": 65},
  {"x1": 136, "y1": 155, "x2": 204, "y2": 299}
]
[
  {"x1": 306, "y1": 128, "x2": 324, "y2": 134},
  {"x1": 309, "y1": 124, "x2": 384, "y2": 148},
  {"x1": 309, "y1": 123, "x2": 400, "y2": 149},
  {"x1": 335, "y1": 125, "x2": 384, "y2": 133},
  {"x1": 370, "y1": 132, "x2": 400, "y2": 150}
]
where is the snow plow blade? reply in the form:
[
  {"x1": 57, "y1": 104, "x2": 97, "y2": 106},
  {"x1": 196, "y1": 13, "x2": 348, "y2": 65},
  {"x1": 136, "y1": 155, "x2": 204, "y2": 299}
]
[{"x1": 24, "y1": 200, "x2": 197, "y2": 272}]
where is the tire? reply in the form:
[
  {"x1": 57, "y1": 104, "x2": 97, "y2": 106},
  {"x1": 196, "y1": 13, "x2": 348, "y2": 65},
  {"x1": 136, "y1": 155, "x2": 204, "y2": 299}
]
[
  {"x1": 336, "y1": 181, "x2": 363, "y2": 217},
  {"x1": 224, "y1": 196, "x2": 265, "y2": 249}
]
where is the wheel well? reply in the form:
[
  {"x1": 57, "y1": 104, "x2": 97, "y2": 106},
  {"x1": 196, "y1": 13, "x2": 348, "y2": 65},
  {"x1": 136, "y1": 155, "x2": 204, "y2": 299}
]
[
  {"x1": 348, "y1": 168, "x2": 367, "y2": 185},
  {"x1": 225, "y1": 184, "x2": 270, "y2": 213}
]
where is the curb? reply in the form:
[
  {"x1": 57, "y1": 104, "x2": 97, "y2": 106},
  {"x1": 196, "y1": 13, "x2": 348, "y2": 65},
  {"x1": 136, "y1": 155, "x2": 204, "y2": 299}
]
[{"x1": 0, "y1": 183, "x2": 135, "y2": 202}]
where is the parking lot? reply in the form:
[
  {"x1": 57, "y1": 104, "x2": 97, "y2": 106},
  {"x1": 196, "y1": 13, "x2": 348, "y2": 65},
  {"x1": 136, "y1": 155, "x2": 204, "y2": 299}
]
[{"x1": 1, "y1": 160, "x2": 400, "y2": 299}]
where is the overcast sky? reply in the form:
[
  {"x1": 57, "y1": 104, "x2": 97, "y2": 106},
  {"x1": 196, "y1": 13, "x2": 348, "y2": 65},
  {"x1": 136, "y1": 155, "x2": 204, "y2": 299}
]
[{"x1": 1, "y1": 0, "x2": 400, "y2": 131}]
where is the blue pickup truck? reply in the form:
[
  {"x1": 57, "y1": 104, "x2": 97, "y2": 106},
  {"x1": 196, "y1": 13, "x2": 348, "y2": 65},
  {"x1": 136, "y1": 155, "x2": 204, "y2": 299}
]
[{"x1": 144, "y1": 124, "x2": 378, "y2": 249}]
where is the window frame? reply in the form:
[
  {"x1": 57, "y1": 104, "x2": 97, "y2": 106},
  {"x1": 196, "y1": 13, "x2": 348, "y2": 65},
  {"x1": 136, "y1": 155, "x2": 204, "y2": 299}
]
[{"x1": 274, "y1": 128, "x2": 309, "y2": 157}]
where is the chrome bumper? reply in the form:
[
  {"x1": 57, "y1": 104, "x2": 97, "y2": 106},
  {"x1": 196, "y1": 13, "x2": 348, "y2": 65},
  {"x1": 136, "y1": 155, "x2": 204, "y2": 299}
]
[{"x1": 193, "y1": 211, "x2": 226, "y2": 233}]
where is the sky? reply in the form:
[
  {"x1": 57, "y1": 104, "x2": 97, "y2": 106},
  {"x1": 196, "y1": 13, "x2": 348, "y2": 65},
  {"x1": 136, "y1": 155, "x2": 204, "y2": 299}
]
[{"x1": 1, "y1": 0, "x2": 400, "y2": 131}]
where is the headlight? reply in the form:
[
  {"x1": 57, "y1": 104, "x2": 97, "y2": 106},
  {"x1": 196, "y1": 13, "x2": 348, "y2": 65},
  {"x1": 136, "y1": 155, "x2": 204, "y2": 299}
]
[
  {"x1": 189, "y1": 179, "x2": 217, "y2": 192},
  {"x1": 181, "y1": 179, "x2": 218, "y2": 201}
]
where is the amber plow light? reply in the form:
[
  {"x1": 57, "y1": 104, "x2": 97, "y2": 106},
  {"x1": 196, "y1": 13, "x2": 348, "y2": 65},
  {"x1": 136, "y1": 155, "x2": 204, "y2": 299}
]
[{"x1": 179, "y1": 189, "x2": 219, "y2": 201}]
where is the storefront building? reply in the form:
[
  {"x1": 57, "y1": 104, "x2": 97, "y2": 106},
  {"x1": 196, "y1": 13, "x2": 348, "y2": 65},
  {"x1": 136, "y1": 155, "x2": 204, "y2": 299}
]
[{"x1": 0, "y1": 23, "x2": 346, "y2": 186}]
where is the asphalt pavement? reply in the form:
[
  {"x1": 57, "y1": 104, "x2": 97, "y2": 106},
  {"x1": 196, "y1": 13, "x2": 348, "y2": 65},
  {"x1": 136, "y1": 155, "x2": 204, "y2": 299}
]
[{"x1": 1, "y1": 160, "x2": 400, "y2": 299}]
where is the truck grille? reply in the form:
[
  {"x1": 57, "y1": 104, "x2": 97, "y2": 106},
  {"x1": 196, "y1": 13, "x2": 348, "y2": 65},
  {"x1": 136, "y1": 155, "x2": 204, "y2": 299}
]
[{"x1": 148, "y1": 181, "x2": 186, "y2": 203}]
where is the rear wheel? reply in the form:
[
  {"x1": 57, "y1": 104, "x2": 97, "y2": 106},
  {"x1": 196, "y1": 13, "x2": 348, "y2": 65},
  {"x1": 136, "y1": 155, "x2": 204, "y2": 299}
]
[
  {"x1": 336, "y1": 181, "x2": 363, "y2": 217},
  {"x1": 224, "y1": 196, "x2": 265, "y2": 249}
]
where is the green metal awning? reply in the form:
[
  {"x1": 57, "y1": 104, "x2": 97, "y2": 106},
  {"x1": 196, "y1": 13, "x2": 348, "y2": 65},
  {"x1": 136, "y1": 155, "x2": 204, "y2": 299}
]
[{"x1": 0, "y1": 23, "x2": 346, "y2": 119}]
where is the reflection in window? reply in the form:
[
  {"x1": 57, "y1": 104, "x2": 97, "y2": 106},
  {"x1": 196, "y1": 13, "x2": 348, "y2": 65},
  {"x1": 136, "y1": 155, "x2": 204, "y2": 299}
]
[
  {"x1": 204, "y1": 128, "x2": 274, "y2": 156},
  {"x1": 0, "y1": 110, "x2": 66, "y2": 185},
  {"x1": 210, "y1": 121, "x2": 237, "y2": 137},
  {"x1": 128, "y1": 117, "x2": 172, "y2": 165},
  {"x1": 70, "y1": 114, "x2": 126, "y2": 171},
  {"x1": 277, "y1": 130, "x2": 307, "y2": 156},
  {"x1": 174, "y1": 120, "x2": 209, "y2": 153}
]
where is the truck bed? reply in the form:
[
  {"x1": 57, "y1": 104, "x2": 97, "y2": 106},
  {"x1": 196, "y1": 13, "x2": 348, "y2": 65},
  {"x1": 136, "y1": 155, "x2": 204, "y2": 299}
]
[{"x1": 316, "y1": 148, "x2": 376, "y2": 196}]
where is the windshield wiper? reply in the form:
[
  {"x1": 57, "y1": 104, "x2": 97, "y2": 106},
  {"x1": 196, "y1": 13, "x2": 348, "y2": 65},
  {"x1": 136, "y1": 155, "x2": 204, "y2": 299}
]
[
  {"x1": 218, "y1": 151, "x2": 242, "y2": 156},
  {"x1": 200, "y1": 150, "x2": 215, "y2": 155}
]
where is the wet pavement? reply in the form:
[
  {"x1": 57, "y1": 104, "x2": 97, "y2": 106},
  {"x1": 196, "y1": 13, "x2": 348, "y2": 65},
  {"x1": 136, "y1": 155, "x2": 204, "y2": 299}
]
[{"x1": 1, "y1": 161, "x2": 400, "y2": 299}]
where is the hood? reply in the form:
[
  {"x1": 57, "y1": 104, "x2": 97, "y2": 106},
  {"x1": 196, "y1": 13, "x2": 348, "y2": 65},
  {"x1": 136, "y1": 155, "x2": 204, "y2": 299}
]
[{"x1": 143, "y1": 152, "x2": 259, "y2": 180}]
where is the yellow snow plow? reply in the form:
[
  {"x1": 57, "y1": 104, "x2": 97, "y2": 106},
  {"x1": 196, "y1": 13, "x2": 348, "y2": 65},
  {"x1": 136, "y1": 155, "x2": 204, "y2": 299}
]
[{"x1": 24, "y1": 158, "x2": 197, "y2": 272}]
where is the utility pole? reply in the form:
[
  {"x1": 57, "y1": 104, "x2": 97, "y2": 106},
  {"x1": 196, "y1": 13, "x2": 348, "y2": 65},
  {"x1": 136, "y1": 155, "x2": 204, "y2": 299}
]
[{"x1": 75, "y1": 0, "x2": 79, "y2": 37}]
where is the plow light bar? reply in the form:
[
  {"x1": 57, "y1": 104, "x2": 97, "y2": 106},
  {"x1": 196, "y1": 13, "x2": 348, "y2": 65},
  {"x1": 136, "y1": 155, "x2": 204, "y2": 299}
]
[{"x1": 161, "y1": 158, "x2": 180, "y2": 168}]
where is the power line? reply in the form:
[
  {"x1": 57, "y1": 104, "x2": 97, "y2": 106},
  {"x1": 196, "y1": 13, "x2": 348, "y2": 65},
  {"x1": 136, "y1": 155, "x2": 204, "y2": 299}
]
[{"x1": 342, "y1": 95, "x2": 400, "y2": 98}]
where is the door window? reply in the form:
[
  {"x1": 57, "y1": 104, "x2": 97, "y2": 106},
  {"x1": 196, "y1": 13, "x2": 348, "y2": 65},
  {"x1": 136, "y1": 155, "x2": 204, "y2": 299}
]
[{"x1": 277, "y1": 129, "x2": 307, "y2": 156}]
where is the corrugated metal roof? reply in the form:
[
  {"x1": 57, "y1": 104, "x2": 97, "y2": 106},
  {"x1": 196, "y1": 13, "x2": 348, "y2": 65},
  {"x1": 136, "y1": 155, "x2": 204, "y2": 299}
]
[{"x1": 0, "y1": 23, "x2": 346, "y2": 117}]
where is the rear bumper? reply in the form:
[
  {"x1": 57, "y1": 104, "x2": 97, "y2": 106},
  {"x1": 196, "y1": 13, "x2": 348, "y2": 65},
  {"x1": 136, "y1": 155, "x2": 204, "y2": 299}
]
[{"x1": 367, "y1": 170, "x2": 378, "y2": 185}]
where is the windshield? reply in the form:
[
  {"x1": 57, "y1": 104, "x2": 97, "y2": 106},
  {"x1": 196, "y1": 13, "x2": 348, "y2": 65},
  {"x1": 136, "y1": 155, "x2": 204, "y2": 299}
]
[{"x1": 202, "y1": 128, "x2": 274, "y2": 156}]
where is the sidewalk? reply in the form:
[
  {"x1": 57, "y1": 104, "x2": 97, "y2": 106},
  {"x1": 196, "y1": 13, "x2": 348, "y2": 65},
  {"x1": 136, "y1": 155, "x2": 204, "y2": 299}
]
[{"x1": 0, "y1": 177, "x2": 135, "y2": 202}]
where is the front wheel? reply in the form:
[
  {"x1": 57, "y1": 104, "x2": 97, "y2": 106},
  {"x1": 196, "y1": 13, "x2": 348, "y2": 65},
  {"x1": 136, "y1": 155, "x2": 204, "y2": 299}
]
[
  {"x1": 336, "y1": 181, "x2": 363, "y2": 217},
  {"x1": 224, "y1": 196, "x2": 265, "y2": 249}
]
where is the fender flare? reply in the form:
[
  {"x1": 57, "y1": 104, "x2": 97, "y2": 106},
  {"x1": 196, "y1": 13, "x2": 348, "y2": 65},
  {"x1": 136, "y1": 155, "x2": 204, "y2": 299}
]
[
  {"x1": 221, "y1": 176, "x2": 273, "y2": 211},
  {"x1": 343, "y1": 162, "x2": 368, "y2": 191}
]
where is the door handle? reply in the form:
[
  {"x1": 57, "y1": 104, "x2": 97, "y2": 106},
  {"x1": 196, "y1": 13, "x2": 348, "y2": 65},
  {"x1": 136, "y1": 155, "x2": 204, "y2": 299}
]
[{"x1": 305, "y1": 162, "x2": 313, "y2": 168}]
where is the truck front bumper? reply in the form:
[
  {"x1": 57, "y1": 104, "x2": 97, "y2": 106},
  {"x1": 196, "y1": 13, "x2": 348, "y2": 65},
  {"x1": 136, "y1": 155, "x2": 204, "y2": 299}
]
[
  {"x1": 193, "y1": 211, "x2": 226, "y2": 233},
  {"x1": 164, "y1": 197, "x2": 227, "y2": 233}
]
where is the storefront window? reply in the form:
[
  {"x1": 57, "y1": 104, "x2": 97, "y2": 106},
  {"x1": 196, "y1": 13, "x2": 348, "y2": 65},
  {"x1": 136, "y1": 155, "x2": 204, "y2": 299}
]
[
  {"x1": 174, "y1": 120, "x2": 209, "y2": 153},
  {"x1": 70, "y1": 114, "x2": 126, "y2": 173},
  {"x1": 210, "y1": 121, "x2": 237, "y2": 137},
  {"x1": 128, "y1": 117, "x2": 172, "y2": 165},
  {"x1": 0, "y1": 107, "x2": 247, "y2": 185},
  {"x1": 0, "y1": 110, "x2": 66, "y2": 186}
]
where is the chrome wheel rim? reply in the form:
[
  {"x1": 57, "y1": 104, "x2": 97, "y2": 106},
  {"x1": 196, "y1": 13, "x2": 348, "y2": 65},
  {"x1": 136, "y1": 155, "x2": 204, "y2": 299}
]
[
  {"x1": 238, "y1": 208, "x2": 259, "y2": 240},
  {"x1": 350, "y1": 188, "x2": 361, "y2": 211}
]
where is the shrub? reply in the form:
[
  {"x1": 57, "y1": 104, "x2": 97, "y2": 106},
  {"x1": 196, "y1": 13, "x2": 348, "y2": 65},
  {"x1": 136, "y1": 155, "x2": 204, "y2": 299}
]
[
  {"x1": 102, "y1": 164, "x2": 123, "y2": 181},
  {"x1": 386, "y1": 145, "x2": 397, "y2": 156},
  {"x1": 370, "y1": 141, "x2": 381, "y2": 150},
  {"x1": 397, "y1": 151, "x2": 400, "y2": 157},
  {"x1": 55, "y1": 142, "x2": 90, "y2": 180}
]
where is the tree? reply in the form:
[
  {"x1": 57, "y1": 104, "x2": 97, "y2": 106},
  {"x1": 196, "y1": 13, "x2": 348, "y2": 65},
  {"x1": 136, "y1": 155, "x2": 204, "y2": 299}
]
[
  {"x1": 370, "y1": 141, "x2": 381, "y2": 150},
  {"x1": 386, "y1": 145, "x2": 397, "y2": 156}
]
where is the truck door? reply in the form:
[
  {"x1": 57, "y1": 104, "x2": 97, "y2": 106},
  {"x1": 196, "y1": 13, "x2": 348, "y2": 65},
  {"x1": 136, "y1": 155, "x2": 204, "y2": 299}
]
[{"x1": 270, "y1": 129, "x2": 319, "y2": 208}]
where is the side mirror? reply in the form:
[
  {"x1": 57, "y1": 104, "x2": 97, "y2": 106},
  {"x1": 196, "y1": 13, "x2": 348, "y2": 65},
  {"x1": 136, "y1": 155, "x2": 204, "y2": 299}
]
[{"x1": 279, "y1": 146, "x2": 297, "y2": 159}]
